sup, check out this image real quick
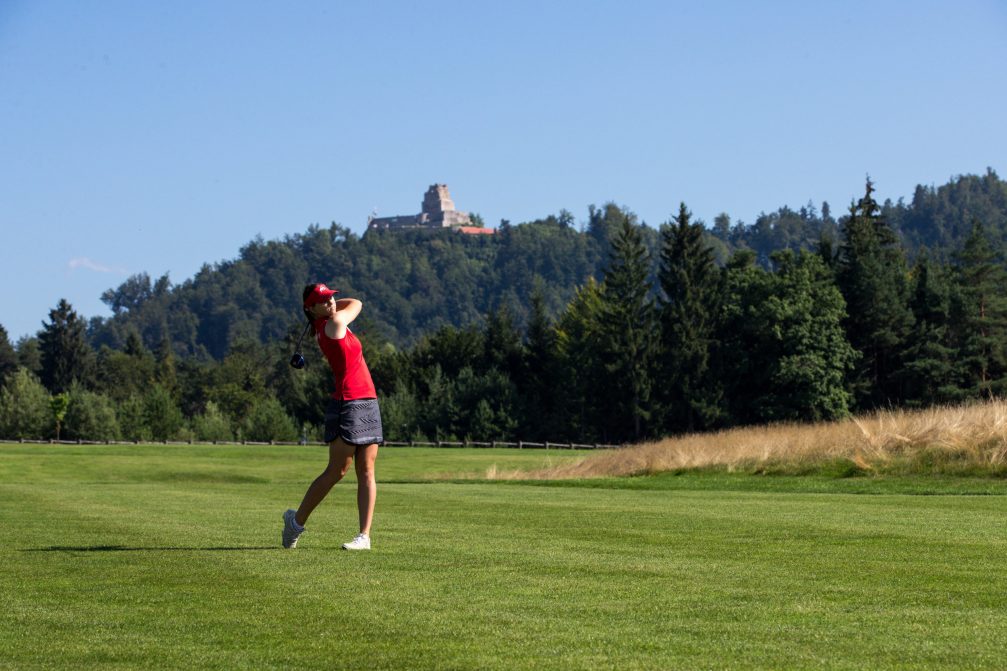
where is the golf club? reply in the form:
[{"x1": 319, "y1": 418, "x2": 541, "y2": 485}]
[{"x1": 289, "y1": 321, "x2": 311, "y2": 369}]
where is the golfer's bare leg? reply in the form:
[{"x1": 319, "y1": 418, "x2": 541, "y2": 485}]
[
  {"x1": 354, "y1": 442, "x2": 379, "y2": 535},
  {"x1": 295, "y1": 439, "x2": 355, "y2": 527}
]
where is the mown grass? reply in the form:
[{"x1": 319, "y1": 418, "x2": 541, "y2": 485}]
[{"x1": 2, "y1": 443, "x2": 1007, "y2": 669}]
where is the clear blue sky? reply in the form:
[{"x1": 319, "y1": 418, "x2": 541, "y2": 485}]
[{"x1": 2, "y1": 1, "x2": 1005, "y2": 341}]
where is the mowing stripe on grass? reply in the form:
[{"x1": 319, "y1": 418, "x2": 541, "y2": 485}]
[{"x1": 2, "y1": 444, "x2": 1006, "y2": 669}]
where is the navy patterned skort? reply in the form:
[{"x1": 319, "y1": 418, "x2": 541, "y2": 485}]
[{"x1": 323, "y1": 398, "x2": 384, "y2": 446}]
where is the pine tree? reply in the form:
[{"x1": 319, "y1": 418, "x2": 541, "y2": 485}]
[
  {"x1": 554, "y1": 279, "x2": 606, "y2": 442},
  {"x1": 15, "y1": 336, "x2": 42, "y2": 378},
  {"x1": 143, "y1": 384, "x2": 184, "y2": 441},
  {"x1": 520, "y1": 289, "x2": 560, "y2": 440},
  {"x1": 950, "y1": 220, "x2": 1007, "y2": 396},
  {"x1": 124, "y1": 328, "x2": 146, "y2": 357},
  {"x1": 657, "y1": 202, "x2": 723, "y2": 432},
  {"x1": 597, "y1": 219, "x2": 658, "y2": 441},
  {"x1": 118, "y1": 395, "x2": 150, "y2": 442},
  {"x1": 481, "y1": 304, "x2": 523, "y2": 376},
  {"x1": 38, "y1": 299, "x2": 96, "y2": 394},
  {"x1": 95, "y1": 328, "x2": 157, "y2": 402},
  {"x1": 156, "y1": 336, "x2": 178, "y2": 397},
  {"x1": 717, "y1": 250, "x2": 773, "y2": 425},
  {"x1": 0, "y1": 324, "x2": 17, "y2": 389},
  {"x1": 836, "y1": 179, "x2": 914, "y2": 408},
  {"x1": 900, "y1": 253, "x2": 960, "y2": 405}
]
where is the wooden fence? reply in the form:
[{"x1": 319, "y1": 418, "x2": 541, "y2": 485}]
[{"x1": 5, "y1": 438, "x2": 620, "y2": 449}]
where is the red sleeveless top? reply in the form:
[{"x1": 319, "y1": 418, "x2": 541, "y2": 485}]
[{"x1": 313, "y1": 318, "x2": 377, "y2": 400}]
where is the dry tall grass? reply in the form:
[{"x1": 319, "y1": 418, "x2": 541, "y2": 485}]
[{"x1": 500, "y1": 399, "x2": 1007, "y2": 480}]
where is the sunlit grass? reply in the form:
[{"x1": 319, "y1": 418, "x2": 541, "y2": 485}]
[
  {"x1": 3, "y1": 443, "x2": 1007, "y2": 669},
  {"x1": 516, "y1": 399, "x2": 1007, "y2": 480}
]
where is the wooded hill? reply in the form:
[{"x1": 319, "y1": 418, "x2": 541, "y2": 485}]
[
  {"x1": 86, "y1": 169, "x2": 1007, "y2": 359},
  {"x1": 3, "y1": 169, "x2": 1006, "y2": 445}
]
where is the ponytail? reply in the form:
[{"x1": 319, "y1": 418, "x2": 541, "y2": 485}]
[{"x1": 302, "y1": 284, "x2": 318, "y2": 335}]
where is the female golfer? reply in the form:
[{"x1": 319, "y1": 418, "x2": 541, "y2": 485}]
[{"x1": 282, "y1": 283, "x2": 383, "y2": 550}]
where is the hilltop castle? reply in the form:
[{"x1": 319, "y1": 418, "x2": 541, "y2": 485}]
[{"x1": 367, "y1": 184, "x2": 494, "y2": 234}]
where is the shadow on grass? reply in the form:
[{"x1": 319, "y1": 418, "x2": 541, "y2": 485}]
[{"x1": 23, "y1": 545, "x2": 279, "y2": 552}]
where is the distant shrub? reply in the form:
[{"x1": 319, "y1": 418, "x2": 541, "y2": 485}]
[
  {"x1": 0, "y1": 368, "x2": 52, "y2": 439},
  {"x1": 117, "y1": 395, "x2": 150, "y2": 442},
  {"x1": 144, "y1": 385, "x2": 184, "y2": 441},
  {"x1": 175, "y1": 425, "x2": 196, "y2": 443},
  {"x1": 63, "y1": 386, "x2": 120, "y2": 441},
  {"x1": 193, "y1": 401, "x2": 233, "y2": 442},
  {"x1": 304, "y1": 423, "x2": 324, "y2": 444},
  {"x1": 379, "y1": 388, "x2": 423, "y2": 443},
  {"x1": 242, "y1": 397, "x2": 298, "y2": 442}
]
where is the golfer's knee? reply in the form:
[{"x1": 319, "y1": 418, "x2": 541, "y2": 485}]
[
  {"x1": 355, "y1": 461, "x2": 375, "y2": 481},
  {"x1": 321, "y1": 464, "x2": 349, "y2": 482}
]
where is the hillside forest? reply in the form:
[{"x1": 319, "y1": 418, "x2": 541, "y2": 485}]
[{"x1": 2, "y1": 169, "x2": 1006, "y2": 445}]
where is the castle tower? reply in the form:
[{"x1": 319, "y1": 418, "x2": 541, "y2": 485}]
[
  {"x1": 417, "y1": 184, "x2": 471, "y2": 227},
  {"x1": 368, "y1": 183, "x2": 487, "y2": 232},
  {"x1": 422, "y1": 184, "x2": 455, "y2": 215}
]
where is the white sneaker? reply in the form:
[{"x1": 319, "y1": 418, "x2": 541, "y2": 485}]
[
  {"x1": 282, "y1": 509, "x2": 305, "y2": 549},
  {"x1": 341, "y1": 533, "x2": 371, "y2": 551}
]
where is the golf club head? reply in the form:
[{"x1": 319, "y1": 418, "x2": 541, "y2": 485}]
[{"x1": 289, "y1": 352, "x2": 306, "y2": 370}]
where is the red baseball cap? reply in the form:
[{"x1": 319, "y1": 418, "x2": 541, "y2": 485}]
[{"x1": 303, "y1": 283, "x2": 339, "y2": 308}]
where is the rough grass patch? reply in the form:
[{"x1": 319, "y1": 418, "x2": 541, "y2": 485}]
[{"x1": 513, "y1": 399, "x2": 1007, "y2": 480}]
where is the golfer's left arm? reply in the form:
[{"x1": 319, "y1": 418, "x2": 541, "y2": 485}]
[{"x1": 334, "y1": 298, "x2": 362, "y2": 324}]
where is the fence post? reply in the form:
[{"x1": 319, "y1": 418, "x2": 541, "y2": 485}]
[{"x1": 518, "y1": 440, "x2": 523, "y2": 449}]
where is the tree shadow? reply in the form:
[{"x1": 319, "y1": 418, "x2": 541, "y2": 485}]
[{"x1": 23, "y1": 545, "x2": 279, "y2": 552}]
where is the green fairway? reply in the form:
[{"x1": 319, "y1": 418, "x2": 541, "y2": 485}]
[{"x1": 2, "y1": 444, "x2": 1007, "y2": 669}]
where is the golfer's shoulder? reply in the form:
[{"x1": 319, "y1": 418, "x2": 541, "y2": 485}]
[{"x1": 322, "y1": 319, "x2": 345, "y2": 340}]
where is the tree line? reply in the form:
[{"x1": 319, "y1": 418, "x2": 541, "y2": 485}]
[
  {"x1": 79, "y1": 169, "x2": 1007, "y2": 358},
  {"x1": 1, "y1": 173, "x2": 1006, "y2": 444}
]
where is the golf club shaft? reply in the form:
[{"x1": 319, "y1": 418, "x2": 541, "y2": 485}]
[{"x1": 294, "y1": 321, "x2": 311, "y2": 351}]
